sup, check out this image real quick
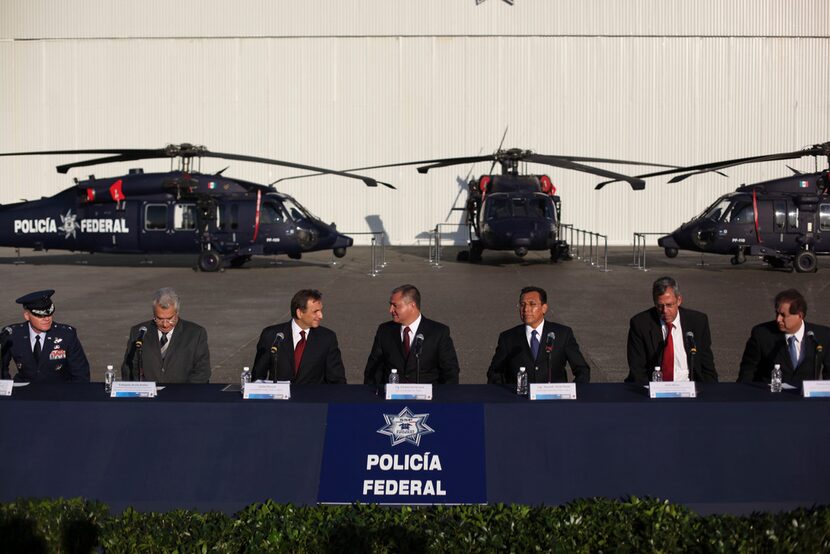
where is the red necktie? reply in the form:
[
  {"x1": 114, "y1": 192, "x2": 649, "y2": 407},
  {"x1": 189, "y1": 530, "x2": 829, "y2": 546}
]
[
  {"x1": 661, "y1": 323, "x2": 674, "y2": 381},
  {"x1": 403, "y1": 326, "x2": 411, "y2": 357},
  {"x1": 294, "y1": 330, "x2": 306, "y2": 376}
]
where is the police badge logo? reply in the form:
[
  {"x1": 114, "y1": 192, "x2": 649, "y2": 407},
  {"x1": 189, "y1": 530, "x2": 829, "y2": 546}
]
[{"x1": 377, "y1": 407, "x2": 435, "y2": 447}]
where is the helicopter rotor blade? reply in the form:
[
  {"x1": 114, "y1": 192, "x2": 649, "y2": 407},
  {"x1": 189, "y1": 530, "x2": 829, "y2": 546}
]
[
  {"x1": 0, "y1": 144, "x2": 393, "y2": 188},
  {"x1": 527, "y1": 155, "x2": 646, "y2": 190},
  {"x1": 203, "y1": 151, "x2": 393, "y2": 189},
  {"x1": 596, "y1": 143, "x2": 830, "y2": 188}
]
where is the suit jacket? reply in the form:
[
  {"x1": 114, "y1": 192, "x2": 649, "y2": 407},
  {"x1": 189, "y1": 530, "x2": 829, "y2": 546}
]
[
  {"x1": 251, "y1": 322, "x2": 346, "y2": 384},
  {"x1": 1, "y1": 322, "x2": 90, "y2": 383},
  {"x1": 738, "y1": 321, "x2": 830, "y2": 384},
  {"x1": 363, "y1": 317, "x2": 460, "y2": 385},
  {"x1": 487, "y1": 321, "x2": 590, "y2": 384},
  {"x1": 626, "y1": 307, "x2": 718, "y2": 383},
  {"x1": 121, "y1": 319, "x2": 211, "y2": 383}
]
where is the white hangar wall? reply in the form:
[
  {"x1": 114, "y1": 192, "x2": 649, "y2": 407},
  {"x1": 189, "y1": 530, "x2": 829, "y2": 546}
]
[{"x1": 0, "y1": 1, "x2": 828, "y2": 246}]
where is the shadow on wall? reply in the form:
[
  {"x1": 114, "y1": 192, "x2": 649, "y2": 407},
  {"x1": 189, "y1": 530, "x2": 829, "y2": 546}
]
[{"x1": 364, "y1": 215, "x2": 389, "y2": 245}]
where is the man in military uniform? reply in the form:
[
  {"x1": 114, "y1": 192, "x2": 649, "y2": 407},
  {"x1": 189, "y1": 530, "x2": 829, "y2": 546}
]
[{"x1": 1, "y1": 290, "x2": 90, "y2": 382}]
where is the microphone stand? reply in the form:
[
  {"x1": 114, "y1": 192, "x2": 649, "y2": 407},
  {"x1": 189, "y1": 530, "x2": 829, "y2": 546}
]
[
  {"x1": 137, "y1": 344, "x2": 144, "y2": 382},
  {"x1": 416, "y1": 352, "x2": 421, "y2": 385},
  {"x1": 814, "y1": 343, "x2": 824, "y2": 380},
  {"x1": 547, "y1": 350, "x2": 552, "y2": 383}
]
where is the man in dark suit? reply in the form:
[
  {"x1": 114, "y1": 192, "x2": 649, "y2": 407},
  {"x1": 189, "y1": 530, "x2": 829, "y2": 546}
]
[
  {"x1": 364, "y1": 284, "x2": 459, "y2": 385},
  {"x1": 1, "y1": 290, "x2": 90, "y2": 383},
  {"x1": 487, "y1": 286, "x2": 590, "y2": 384},
  {"x1": 251, "y1": 289, "x2": 346, "y2": 384},
  {"x1": 121, "y1": 287, "x2": 211, "y2": 383},
  {"x1": 626, "y1": 276, "x2": 718, "y2": 383},
  {"x1": 739, "y1": 288, "x2": 830, "y2": 384}
]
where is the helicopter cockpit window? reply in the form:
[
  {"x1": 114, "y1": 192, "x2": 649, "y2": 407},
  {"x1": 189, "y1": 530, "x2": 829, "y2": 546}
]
[
  {"x1": 261, "y1": 202, "x2": 286, "y2": 224},
  {"x1": 725, "y1": 202, "x2": 754, "y2": 224},
  {"x1": 174, "y1": 204, "x2": 197, "y2": 231},
  {"x1": 702, "y1": 198, "x2": 731, "y2": 221},
  {"x1": 820, "y1": 204, "x2": 830, "y2": 231},
  {"x1": 485, "y1": 196, "x2": 552, "y2": 220},
  {"x1": 282, "y1": 198, "x2": 315, "y2": 221},
  {"x1": 145, "y1": 204, "x2": 167, "y2": 231}
]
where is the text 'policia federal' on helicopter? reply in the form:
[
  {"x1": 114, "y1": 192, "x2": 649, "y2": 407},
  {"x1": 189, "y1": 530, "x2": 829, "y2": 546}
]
[{"x1": 0, "y1": 144, "x2": 394, "y2": 271}]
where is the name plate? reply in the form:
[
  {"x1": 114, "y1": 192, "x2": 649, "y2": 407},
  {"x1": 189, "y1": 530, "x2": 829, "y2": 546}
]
[
  {"x1": 385, "y1": 383, "x2": 433, "y2": 400},
  {"x1": 529, "y1": 383, "x2": 577, "y2": 400},
  {"x1": 0, "y1": 380, "x2": 12, "y2": 396},
  {"x1": 802, "y1": 380, "x2": 830, "y2": 398},
  {"x1": 244, "y1": 382, "x2": 291, "y2": 400},
  {"x1": 111, "y1": 381, "x2": 157, "y2": 398},
  {"x1": 649, "y1": 381, "x2": 696, "y2": 398}
]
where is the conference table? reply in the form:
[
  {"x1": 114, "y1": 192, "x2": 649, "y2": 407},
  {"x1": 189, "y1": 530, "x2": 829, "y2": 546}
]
[{"x1": 0, "y1": 382, "x2": 828, "y2": 515}]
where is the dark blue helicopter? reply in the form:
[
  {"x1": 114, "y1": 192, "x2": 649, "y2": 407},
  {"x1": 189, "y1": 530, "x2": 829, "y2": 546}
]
[
  {"x1": 284, "y1": 146, "x2": 675, "y2": 262},
  {"x1": 597, "y1": 141, "x2": 830, "y2": 272},
  {"x1": 0, "y1": 144, "x2": 392, "y2": 271}
]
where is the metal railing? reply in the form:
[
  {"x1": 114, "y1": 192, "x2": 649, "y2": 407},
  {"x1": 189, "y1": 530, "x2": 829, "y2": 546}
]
[
  {"x1": 632, "y1": 232, "x2": 668, "y2": 271},
  {"x1": 335, "y1": 231, "x2": 387, "y2": 276},
  {"x1": 427, "y1": 223, "x2": 470, "y2": 267},
  {"x1": 561, "y1": 224, "x2": 610, "y2": 272}
]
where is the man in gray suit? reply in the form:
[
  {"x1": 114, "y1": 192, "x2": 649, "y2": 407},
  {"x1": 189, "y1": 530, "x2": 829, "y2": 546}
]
[{"x1": 121, "y1": 287, "x2": 211, "y2": 383}]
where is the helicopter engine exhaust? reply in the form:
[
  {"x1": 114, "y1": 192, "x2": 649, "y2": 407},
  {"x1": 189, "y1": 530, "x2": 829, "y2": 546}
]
[{"x1": 514, "y1": 246, "x2": 528, "y2": 257}]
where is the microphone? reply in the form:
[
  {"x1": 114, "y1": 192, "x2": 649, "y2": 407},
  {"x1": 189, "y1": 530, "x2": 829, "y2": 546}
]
[
  {"x1": 808, "y1": 330, "x2": 824, "y2": 380},
  {"x1": 270, "y1": 331, "x2": 285, "y2": 354},
  {"x1": 414, "y1": 333, "x2": 424, "y2": 356},
  {"x1": 545, "y1": 331, "x2": 555, "y2": 354},
  {"x1": 134, "y1": 326, "x2": 148, "y2": 348},
  {"x1": 685, "y1": 331, "x2": 697, "y2": 382},
  {"x1": 545, "y1": 331, "x2": 555, "y2": 383},
  {"x1": 685, "y1": 331, "x2": 697, "y2": 354}
]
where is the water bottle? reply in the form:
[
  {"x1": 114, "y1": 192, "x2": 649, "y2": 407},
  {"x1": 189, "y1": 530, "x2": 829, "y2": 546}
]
[
  {"x1": 388, "y1": 368, "x2": 400, "y2": 384},
  {"x1": 104, "y1": 365, "x2": 115, "y2": 394},
  {"x1": 516, "y1": 366, "x2": 528, "y2": 396},
  {"x1": 651, "y1": 366, "x2": 663, "y2": 382},
  {"x1": 771, "y1": 364, "x2": 783, "y2": 393},
  {"x1": 240, "y1": 366, "x2": 251, "y2": 393}
]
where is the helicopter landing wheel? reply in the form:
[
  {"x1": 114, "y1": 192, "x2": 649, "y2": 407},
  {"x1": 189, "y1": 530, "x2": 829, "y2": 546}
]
[
  {"x1": 664, "y1": 247, "x2": 679, "y2": 259},
  {"x1": 794, "y1": 250, "x2": 818, "y2": 273},
  {"x1": 469, "y1": 244, "x2": 483, "y2": 263},
  {"x1": 456, "y1": 250, "x2": 470, "y2": 262},
  {"x1": 198, "y1": 251, "x2": 222, "y2": 272}
]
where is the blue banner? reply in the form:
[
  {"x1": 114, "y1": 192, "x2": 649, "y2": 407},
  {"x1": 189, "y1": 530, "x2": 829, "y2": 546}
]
[{"x1": 318, "y1": 403, "x2": 486, "y2": 504}]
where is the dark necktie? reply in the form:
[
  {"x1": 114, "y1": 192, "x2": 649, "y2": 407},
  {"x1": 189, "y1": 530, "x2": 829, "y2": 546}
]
[
  {"x1": 530, "y1": 330, "x2": 540, "y2": 359},
  {"x1": 160, "y1": 332, "x2": 169, "y2": 359},
  {"x1": 403, "y1": 326, "x2": 411, "y2": 357},
  {"x1": 662, "y1": 323, "x2": 675, "y2": 381},
  {"x1": 33, "y1": 335, "x2": 41, "y2": 363},
  {"x1": 788, "y1": 336, "x2": 799, "y2": 368},
  {"x1": 294, "y1": 330, "x2": 306, "y2": 376}
]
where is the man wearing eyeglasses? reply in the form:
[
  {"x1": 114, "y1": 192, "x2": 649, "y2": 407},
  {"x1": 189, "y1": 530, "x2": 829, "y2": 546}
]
[
  {"x1": 121, "y1": 287, "x2": 211, "y2": 383},
  {"x1": 625, "y1": 276, "x2": 717, "y2": 384},
  {"x1": 487, "y1": 286, "x2": 590, "y2": 384},
  {"x1": 1, "y1": 289, "x2": 90, "y2": 382}
]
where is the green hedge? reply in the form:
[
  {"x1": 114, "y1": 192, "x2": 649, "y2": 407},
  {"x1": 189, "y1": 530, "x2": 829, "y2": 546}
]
[{"x1": 1, "y1": 497, "x2": 829, "y2": 553}]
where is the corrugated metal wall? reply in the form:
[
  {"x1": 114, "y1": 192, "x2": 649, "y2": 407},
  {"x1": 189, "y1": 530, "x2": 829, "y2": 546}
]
[{"x1": 1, "y1": 1, "x2": 828, "y2": 245}]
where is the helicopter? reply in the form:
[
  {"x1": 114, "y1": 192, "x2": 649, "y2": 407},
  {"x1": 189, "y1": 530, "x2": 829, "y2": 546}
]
[
  {"x1": 0, "y1": 144, "x2": 393, "y2": 271},
  {"x1": 597, "y1": 142, "x2": 830, "y2": 273},
  {"x1": 283, "y1": 147, "x2": 677, "y2": 263}
]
